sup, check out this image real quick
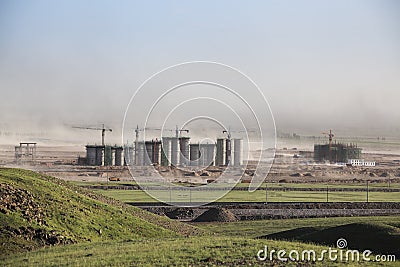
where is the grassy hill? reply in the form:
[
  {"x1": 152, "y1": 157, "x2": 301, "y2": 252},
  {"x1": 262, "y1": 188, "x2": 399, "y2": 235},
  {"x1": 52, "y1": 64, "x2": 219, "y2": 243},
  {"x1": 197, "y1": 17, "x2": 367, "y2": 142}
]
[
  {"x1": 0, "y1": 168, "x2": 202, "y2": 256},
  {"x1": 196, "y1": 215, "x2": 400, "y2": 238},
  {"x1": 261, "y1": 222, "x2": 400, "y2": 257}
]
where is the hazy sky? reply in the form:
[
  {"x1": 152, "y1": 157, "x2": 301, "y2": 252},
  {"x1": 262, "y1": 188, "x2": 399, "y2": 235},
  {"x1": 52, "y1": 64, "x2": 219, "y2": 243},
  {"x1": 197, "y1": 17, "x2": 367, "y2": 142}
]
[{"x1": 0, "y1": 0, "x2": 399, "y2": 144}]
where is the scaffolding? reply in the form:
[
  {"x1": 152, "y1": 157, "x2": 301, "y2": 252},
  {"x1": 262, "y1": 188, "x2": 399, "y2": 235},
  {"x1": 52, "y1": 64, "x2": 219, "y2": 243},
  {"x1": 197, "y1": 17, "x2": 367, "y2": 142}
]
[
  {"x1": 15, "y1": 142, "x2": 37, "y2": 164},
  {"x1": 314, "y1": 143, "x2": 361, "y2": 163}
]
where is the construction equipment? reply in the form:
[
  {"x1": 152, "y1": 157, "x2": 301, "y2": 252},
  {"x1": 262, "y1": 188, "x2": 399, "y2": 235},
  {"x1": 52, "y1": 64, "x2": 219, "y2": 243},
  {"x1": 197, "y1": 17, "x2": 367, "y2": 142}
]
[
  {"x1": 222, "y1": 127, "x2": 255, "y2": 139},
  {"x1": 176, "y1": 125, "x2": 189, "y2": 138},
  {"x1": 222, "y1": 127, "x2": 255, "y2": 166},
  {"x1": 321, "y1": 129, "x2": 335, "y2": 162},
  {"x1": 134, "y1": 125, "x2": 188, "y2": 166},
  {"x1": 222, "y1": 127, "x2": 249, "y2": 166},
  {"x1": 321, "y1": 129, "x2": 334, "y2": 146},
  {"x1": 73, "y1": 124, "x2": 112, "y2": 146},
  {"x1": 135, "y1": 125, "x2": 188, "y2": 142}
]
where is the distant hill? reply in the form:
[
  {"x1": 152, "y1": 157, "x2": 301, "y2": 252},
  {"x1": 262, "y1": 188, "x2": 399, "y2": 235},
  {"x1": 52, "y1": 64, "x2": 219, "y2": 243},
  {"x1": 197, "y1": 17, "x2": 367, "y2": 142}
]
[{"x1": 0, "y1": 168, "x2": 202, "y2": 256}]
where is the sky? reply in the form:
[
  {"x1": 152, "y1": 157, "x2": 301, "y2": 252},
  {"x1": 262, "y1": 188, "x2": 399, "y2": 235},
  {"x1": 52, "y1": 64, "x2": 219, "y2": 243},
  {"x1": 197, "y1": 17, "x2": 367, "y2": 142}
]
[{"x1": 0, "y1": 0, "x2": 399, "y2": 145}]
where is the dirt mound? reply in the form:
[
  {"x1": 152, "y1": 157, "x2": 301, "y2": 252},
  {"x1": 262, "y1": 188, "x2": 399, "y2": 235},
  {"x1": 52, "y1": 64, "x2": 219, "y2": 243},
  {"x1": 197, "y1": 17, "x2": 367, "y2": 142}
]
[
  {"x1": 165, "y1": 208, "x2": 194, "y2": 220},
  {"x1": 192, "y1": 208, "x2": 238, "y2": 222}
]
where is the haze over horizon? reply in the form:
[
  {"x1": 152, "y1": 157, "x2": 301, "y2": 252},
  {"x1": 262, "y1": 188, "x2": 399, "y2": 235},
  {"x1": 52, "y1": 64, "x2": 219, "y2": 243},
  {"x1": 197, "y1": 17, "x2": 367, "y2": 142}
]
[{"x1": 1, "y1": 0, "x2": 399, "y2": 145}]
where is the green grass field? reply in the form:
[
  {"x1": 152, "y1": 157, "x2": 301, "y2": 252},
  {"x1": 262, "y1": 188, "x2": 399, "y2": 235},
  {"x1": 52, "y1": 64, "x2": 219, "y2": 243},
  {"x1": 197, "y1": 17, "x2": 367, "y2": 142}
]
[
  {"x1": 3, "y1": 236, "x2": 380, "y2": 267},
  {"x1": 73, "y1": 180, "x2": 400, "y2": 190},
  {"x1": 234, "y1": 182, "x2": 400, "y2": 189},
  {"x1": 3, "y1": 219, "x2": 399, "y2": 266},
  {"x1": 94, "y1": 188, "x2": 400, "y2": 203},
  {"x1": 1, "y1": 168, "x2": 399, "y2": 266},
  {"x1": 74, "y1": 179, "x2": 400, "y2": 203}
]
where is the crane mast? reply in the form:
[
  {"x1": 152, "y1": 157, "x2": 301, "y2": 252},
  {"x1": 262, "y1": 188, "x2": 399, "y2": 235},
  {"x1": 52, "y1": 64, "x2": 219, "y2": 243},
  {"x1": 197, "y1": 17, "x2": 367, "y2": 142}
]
[{"x1": 72, "y1": 124, "x2": 112, "y2": 146}]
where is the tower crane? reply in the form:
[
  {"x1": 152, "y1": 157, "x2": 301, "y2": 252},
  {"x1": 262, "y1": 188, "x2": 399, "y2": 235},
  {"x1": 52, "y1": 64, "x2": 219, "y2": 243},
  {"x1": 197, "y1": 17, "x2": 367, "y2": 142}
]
[
  {"x1": 321, "y1": 129, "x2": 335, "y2": 162},
  {"x1": 176, "y1": 125, "x2": 189, "y2": 138},
  {"x1": 222, "y1": 127, "x2": 254, "y2": 166},
  {"x1": 321, "y1": 129, "x2": 334, "y2": 147},
  {"x1": 133, "y1": 125, "x2": 189, "y2": 165},
  {"x1": 222, "y1": 127, "x2": 255, "y2": 139},
  {"x1": 134, "y1": 125, "x2": 189, "y2": 143},
  {"x1": 73, "y1": 124, "x2": 112, "y2": 146}
]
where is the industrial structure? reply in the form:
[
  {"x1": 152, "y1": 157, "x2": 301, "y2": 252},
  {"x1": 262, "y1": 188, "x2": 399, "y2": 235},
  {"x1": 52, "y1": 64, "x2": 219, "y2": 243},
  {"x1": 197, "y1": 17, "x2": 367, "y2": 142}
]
[
  {"x1": 314, "y1": 130, "x2": 362, "y2": 163},
  {"x1": 80, "y1": 125, "x2": 244, "y2": 167},
  {"x1": 154, "y1": 127, "x2": 241, "y2": 167},
  {"x1": 139, "y1": 138, "x2": 216, "y2": 167},
  {"x1": 85, "y1": 145, "x2": 126, "y2": 166},
  {"x1": 73, "y1": 124, "x2": 112, "y2": 146},
  {"x1": 129, "y1": 137, "x2": 241, "y2": 167},
  {"x1": 314, "y1": 143, "x2": 362, "y2": 163},
  {"x1": 15, "y1": 142, "x2": 37, "y2": 164}
]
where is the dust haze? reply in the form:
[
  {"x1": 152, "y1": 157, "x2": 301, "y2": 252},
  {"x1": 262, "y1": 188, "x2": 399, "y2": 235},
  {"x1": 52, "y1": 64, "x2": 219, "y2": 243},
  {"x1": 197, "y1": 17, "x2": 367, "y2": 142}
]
[{"x1": 1, "y1": 1, "x2": 399, "y2": 145}]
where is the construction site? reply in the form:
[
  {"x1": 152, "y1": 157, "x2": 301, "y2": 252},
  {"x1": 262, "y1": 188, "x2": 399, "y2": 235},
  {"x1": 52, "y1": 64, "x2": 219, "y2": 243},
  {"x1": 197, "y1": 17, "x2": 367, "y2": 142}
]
[
  {"x1": 2, "y1": 126, "x2": 397, "y2": 186},
  {"x1": 76, "y1": 125, "x2": 243, "y2": 169},
  {"x1": 81, "y1": 137, "x2": 243, "y2": 168},
  {"x1": 1, "y1": 1, "x2": 399, "y2": 264},
  {"x1": 0, "y1": 126, "x2": 399, "y2": 238},
  {"x1": 313, "y1": 130, "x2": 362, "y2": 163}
]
